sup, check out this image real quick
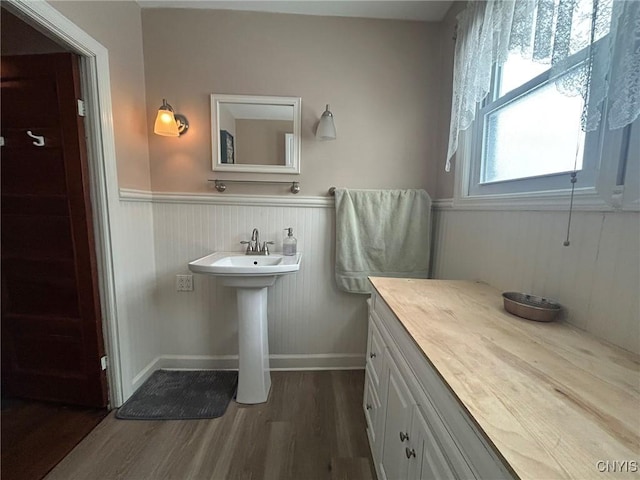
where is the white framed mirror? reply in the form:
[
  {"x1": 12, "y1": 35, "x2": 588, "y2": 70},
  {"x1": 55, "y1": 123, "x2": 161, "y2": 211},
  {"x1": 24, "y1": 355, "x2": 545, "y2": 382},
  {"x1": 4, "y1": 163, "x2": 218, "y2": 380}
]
[{"x1": 211, "y1": 94, "x2": 301, "y2": 174}]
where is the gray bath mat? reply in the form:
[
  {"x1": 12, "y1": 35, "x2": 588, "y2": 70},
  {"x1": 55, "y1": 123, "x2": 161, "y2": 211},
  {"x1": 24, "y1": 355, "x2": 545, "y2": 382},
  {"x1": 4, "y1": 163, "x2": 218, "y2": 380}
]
[{"x1": 116, "y1": 369, "x2": 238, "y2": 420}]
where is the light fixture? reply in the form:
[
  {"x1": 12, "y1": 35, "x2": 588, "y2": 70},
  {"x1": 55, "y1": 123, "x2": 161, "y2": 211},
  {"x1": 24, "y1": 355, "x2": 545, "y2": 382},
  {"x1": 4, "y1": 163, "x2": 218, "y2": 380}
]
[
  {"x1": 154, "y1": 99, "x2": 189, "y2": 137},
  {"x1": 315, "y1": 104, "x2": 336, "y2": 140}
]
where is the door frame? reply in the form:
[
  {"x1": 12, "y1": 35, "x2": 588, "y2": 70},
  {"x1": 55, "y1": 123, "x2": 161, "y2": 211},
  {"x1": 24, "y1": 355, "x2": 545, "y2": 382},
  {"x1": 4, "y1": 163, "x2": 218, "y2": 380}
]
[{"x1": 4, "y1": 0, "x2": 125, "y2": 406}]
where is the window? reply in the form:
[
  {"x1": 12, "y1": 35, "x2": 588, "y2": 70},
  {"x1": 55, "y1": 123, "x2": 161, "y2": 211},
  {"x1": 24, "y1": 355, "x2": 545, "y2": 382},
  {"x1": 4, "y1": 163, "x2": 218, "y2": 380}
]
[
  {"x1": 468, "y1": 51, "x2": 602, "y2": 197},
  {"x1": 448, "y1": 0, "x2": 638, "y2": 208}
]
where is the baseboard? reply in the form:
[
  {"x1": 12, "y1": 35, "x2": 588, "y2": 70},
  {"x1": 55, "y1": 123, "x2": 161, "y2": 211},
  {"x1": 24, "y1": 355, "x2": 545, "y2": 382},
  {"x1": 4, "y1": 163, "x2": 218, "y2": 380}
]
[
  {"x1": 158, "y1": 354, "x2": 239, "y2": 370},
  {"x1": 270, "y1": 353, "x2": 365, "y2": 370},
  {"x1": 129, "y1": 355, "x2": 164, "y2": 401},
  {"x1": 149, "y1": 353, "x2": 365, "y2": 372}
]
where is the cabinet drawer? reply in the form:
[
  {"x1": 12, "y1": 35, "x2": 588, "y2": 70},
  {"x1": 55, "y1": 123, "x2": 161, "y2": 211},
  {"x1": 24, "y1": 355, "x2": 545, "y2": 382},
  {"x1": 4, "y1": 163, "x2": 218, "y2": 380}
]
[
  {"x1": 367, "y1": 318, "x2": 385, "y2": 386},
  {"x1": 363, "y1": 368, "x2": 381, "y2": 446},
  {"x1": 373, "y1": 291, "x2": 396, "y2": 328}
]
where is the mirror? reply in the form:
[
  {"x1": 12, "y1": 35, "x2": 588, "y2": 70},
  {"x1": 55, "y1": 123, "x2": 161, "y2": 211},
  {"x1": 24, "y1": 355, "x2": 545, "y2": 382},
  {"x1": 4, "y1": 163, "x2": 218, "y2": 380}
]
[{"x1": 211, "y1": 94, "x2": 301, "y2": 174}]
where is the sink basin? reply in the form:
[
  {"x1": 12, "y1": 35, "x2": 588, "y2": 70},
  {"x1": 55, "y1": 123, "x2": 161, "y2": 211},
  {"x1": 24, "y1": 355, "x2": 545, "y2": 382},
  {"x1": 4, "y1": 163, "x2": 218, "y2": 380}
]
[
  {"x1": 188, "y1": 251, "x2": 302, "y2": 404},
  {"x1": 189, "y1": 252, "x2": 301, "y2": 276}
]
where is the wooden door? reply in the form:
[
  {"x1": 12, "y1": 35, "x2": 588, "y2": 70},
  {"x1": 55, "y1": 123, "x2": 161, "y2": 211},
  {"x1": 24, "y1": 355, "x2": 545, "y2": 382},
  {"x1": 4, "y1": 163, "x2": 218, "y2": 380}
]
[{"x1": 1, "y1": 53, "x2": 108, "y2": 407}]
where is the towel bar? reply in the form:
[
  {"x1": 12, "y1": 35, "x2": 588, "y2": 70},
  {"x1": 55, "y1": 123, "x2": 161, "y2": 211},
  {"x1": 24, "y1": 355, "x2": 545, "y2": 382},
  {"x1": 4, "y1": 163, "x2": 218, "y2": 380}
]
[
  {"x1": 210, "y1": 179, "x2": 300, "y2": 194},
  {"x1": 328, "y1": 187, "x2": 336, "y2": 196}
]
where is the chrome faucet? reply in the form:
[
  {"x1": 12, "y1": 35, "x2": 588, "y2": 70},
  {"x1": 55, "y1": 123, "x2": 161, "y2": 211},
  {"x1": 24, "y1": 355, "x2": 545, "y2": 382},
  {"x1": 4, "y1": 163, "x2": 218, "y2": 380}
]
[
  {"x1": 240, "y1": 228, "x2": 274, "y2": 255},
  {"x1": 251, "y1": 228, "x2": 260, "y2": 250}
]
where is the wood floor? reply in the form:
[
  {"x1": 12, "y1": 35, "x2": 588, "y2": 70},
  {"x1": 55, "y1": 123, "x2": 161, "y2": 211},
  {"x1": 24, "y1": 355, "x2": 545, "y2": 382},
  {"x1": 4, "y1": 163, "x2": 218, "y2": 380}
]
[
  {"x1": 45, "y1": 370, "x2": 376, "y2": 480},
  {"x1": 1, "y1": 398, "x2": 108, "y2": 480}
]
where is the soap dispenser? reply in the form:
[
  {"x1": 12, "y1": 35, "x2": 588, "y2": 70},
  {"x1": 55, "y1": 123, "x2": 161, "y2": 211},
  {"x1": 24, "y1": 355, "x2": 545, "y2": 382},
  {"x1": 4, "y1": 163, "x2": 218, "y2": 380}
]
[{"x1": 283, "y1": 227, "x2": 297, "y2": 256}]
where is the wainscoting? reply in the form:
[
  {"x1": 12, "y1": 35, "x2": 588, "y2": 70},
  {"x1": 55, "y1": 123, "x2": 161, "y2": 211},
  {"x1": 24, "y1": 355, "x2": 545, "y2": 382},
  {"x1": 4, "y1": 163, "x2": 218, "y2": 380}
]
[
  {"x1": 432, "y1": 207, "x2": 640, "y2": 354},
  {"x1": 115, "y1": 191, "x2": 638, "y2": 402},
  {"x1": 120, "y1": 190, "x2": 367, "y2": 395},
  {"x1": 114, "y1": 200, "x2": 159, "y2": 400}
]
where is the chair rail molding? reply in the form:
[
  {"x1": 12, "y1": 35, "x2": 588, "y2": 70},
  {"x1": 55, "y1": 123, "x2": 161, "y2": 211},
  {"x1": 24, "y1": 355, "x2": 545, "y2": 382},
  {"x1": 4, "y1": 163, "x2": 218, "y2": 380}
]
[{"x1": 119, "y1": 188, "x2": 334, "y2": 208}]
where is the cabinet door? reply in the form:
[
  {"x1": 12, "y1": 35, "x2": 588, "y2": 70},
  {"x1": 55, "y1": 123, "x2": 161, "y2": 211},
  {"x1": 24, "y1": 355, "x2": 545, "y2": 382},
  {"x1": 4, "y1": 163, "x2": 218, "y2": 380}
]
[
  {"x1": 379, "y1": 351, "x2": 414, "y2": 480},
  {"x1": 408, "y1": 407, "x2": 457, "y2": 480}
]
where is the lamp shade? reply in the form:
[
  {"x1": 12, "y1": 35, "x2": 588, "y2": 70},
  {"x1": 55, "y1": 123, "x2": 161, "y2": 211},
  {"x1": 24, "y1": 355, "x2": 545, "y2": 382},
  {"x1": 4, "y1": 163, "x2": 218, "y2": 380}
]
[
  {"x1": 316, "y1": 104, "x2": 336, "y2": 140},
  {"x1": 154, "y1": 99, "x2": 180, "y2": 137}
]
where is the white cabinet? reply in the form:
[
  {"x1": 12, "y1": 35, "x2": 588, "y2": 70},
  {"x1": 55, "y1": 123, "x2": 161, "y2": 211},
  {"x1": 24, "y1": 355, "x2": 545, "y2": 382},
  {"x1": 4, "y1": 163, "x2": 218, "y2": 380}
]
[
  {"x1": 378, "y1": 352, "x2": 413, "y2": 480},
  {"x1": 364, "y1": 290, "x2": 512, "y2": 480},
  {"x1": 377, "y1": 349, "x2": 465, "y2": 480}
]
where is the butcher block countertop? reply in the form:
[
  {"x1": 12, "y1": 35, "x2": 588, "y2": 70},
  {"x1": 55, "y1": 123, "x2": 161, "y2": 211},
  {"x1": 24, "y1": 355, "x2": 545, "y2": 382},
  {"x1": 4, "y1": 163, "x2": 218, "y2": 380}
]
[{"x1": 369, "y1": 277, "x2": 640, "y2": 480}]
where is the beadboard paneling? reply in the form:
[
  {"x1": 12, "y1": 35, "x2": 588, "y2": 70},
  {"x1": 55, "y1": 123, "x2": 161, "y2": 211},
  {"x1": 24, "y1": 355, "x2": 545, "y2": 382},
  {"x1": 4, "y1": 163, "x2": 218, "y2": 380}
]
[
  {"x1": 115, "y1": 200, "x2": 159, "y2": 398},
  {"x1": 151, "y1": 200, "x2": 367, "y2": 367},
  {"x1": 432, "y1": 208, "x2": 640, "y2": 353}
]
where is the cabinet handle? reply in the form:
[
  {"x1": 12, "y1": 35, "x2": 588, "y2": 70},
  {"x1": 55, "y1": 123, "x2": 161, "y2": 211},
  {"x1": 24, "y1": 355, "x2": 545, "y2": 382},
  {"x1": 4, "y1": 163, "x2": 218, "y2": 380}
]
[
  {"x1": 369, "y1": 352, "x2": 376, "y2": 359},
  {"x1": 366, "y1": 404, "x2": 372, "y2": 410},
  {"x1": 405, "y1": 447, "x2": 416, "y2": 459},
  {"x1": 399, "y1": 431, "x2": 409, "y2": 442}
]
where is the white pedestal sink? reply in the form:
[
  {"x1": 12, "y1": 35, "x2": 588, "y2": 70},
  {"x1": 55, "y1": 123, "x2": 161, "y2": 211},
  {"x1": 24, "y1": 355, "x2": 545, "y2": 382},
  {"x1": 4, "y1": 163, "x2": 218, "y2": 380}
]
[{"x1": 188, "y1": 252, "x2": 302, "y2": 404}]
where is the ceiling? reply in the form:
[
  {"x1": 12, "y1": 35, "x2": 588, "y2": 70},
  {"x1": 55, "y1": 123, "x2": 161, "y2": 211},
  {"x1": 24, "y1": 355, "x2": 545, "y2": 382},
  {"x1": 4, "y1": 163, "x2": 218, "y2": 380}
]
[{"x1": 136, "y1": 1, "x2": 454, "y2": 22}]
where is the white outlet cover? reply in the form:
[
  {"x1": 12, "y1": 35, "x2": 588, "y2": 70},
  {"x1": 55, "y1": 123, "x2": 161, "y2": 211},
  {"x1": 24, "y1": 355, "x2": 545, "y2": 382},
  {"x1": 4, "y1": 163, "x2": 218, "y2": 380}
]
[{"x1": 176, "y1": 274, "x2": 193, "y2": 291}]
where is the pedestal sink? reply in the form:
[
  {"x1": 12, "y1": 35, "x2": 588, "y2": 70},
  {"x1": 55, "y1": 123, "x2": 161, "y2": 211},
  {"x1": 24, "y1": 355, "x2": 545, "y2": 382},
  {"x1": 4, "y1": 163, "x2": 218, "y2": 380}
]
[{"x1": 188, "y1": 252, "x2": 302, "y2": 404}]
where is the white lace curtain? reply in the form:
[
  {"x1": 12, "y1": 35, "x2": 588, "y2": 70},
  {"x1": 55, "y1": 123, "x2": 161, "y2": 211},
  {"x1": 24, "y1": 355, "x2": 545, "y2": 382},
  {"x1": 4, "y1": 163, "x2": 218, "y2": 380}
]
[{"x1": 446, "y1": 0, "x2": 640, "y2": 172}]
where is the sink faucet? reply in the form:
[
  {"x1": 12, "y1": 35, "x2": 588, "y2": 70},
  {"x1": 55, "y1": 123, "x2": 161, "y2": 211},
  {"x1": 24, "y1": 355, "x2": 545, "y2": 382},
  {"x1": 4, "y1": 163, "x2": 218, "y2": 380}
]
[
  {"x1": 251, "y1": 228, "x2": 260, "y2": 251},
  {"x1": 240, "y1": 228, "x2": 274, "y2": 255}
]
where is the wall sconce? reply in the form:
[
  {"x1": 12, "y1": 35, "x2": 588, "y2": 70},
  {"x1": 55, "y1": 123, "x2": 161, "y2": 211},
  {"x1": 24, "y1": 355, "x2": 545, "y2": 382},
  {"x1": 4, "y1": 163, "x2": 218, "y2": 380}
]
[
  {"x1": 315, "y1": 104, "x2": 336, "y2": 140},
  {"x1": 154, "y1": 99, "x2": 189, "y2": 137}
]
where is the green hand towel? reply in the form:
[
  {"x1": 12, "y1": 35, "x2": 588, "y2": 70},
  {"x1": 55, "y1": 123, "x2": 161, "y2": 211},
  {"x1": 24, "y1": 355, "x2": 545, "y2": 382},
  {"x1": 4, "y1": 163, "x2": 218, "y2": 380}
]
[{"x1": 335, "y1": 188, "x2": 432, "y2": 294}]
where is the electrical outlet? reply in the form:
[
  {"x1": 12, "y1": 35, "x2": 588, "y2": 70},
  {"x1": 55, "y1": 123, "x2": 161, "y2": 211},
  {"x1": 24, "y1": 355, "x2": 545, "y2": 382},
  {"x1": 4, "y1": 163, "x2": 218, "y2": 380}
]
[{"x1": 176, "y1": 274, "x2": 193, "y2": 291}]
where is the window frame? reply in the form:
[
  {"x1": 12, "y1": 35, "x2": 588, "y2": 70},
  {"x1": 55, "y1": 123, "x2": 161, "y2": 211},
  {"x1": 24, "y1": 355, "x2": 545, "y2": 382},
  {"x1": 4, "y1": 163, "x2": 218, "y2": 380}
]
[{"x1": 467, "y1": 50, "x2": 604, "y2": 198}]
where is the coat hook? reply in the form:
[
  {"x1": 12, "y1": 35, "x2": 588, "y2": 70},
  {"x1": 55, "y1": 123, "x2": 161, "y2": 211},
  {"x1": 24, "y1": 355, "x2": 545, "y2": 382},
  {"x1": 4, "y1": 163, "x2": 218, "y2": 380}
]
[{"x1": 26, "y1": 130, "x2": 45, "y2": 147}]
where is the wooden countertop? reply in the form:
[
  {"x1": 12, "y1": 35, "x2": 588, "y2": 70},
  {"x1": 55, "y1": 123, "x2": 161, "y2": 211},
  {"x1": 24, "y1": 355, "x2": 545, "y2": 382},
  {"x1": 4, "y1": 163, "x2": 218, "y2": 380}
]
[{"x1": 369, "y1": 277, "x2": 640, "y2": 480}]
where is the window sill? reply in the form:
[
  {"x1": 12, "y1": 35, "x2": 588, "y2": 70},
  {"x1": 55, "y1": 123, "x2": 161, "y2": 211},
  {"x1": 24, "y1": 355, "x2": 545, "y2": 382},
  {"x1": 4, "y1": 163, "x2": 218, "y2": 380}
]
[{"x1": 439, "y1": 189, "x2": 635, "y2": 212}]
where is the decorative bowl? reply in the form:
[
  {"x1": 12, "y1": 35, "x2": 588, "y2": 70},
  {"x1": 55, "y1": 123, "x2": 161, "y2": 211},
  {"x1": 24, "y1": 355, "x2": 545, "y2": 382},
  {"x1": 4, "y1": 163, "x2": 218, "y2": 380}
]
[{"x1": 502, "y1": 292, "x2": 561, "y2": 322}]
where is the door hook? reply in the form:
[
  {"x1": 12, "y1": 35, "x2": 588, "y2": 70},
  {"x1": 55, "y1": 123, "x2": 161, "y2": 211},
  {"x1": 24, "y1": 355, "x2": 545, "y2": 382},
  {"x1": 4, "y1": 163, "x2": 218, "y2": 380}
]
[{"x1": 26, "y1": 130, "x2": 45, "y2": 147}]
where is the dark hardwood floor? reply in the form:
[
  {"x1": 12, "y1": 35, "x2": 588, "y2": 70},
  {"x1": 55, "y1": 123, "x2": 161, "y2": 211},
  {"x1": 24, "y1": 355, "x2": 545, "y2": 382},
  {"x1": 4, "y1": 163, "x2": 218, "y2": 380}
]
[
  {"x1": 1, "y1": 397, "x2": 108, "y2": 480},
  {"x1": 44, "y1": 370, "x2": 376, "y2": 480}
]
